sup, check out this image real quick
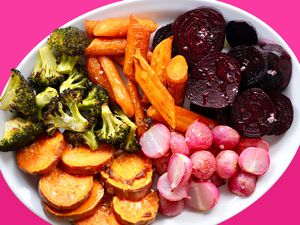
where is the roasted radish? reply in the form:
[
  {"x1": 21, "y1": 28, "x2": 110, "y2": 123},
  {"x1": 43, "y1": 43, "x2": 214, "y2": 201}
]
[
  {"x1": 158, "y1": 195, "x2": 185, "y2": 217},
  {"x1": 169, "y1": 131, "x2": 190, "y2": 156},
  {"x1": 212, "y1": 125, "x2": 240, "y2": 150},
  {"x1": 216, "y1": 150, "x2": 239, "y2": 179},
  {"x1": 228, "y1": 172, "x2": 257, "y2": 197},
  {"x1": 190, "y1": 151, "x2": 216, "y2": 180}
]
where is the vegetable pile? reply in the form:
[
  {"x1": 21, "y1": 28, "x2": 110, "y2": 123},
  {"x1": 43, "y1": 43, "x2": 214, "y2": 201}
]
[{"x1": 0, "y1": 5, "x2": 295, "y2": 225}]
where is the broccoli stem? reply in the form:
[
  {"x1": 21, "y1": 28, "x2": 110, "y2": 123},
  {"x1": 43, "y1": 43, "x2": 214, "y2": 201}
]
[{"x1": 57, "y1": 54, "x2": 79, "y2": 74}]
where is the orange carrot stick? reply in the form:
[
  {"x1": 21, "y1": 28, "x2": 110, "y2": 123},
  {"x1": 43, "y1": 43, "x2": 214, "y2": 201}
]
[
  {"x1": 84, "y1": 20, "x2": 98, "y2": 38},
  {"x1": 85, "y1": 38, "x2": 127, "y2": 56}
]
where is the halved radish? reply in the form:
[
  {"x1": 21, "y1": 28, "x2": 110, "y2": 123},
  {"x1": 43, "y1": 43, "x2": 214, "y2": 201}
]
[
  {"x1": 185, "y1": 180, "x2": 219, "y2": 211},
  {"x1": 167, "y1": 154, "x2": 192, "y2": 190},
  {"x1": 236, "y1": 138, "x2": 269, "y2": 154},
  {"x1": 212, "y1": 125, "x2": 240, "y2": 150},
  {"x1": 170, "y1": 132, "x2": 191, "y2": 156},
  {"x1": 157, "y1": 173, "x2": 189, "y2": 201},
  {"x1": 153, "y1": 153, "x2": 171, "y2": 176},
  {"x1": 238, "y1": 147, "x2": 270, "y2": 176},
  {"x1": 216, "y1": 150, "x2": 239, "y2": 179},
  {"x1": 190, "y1": 151, "x2": 216, "y2": 180},
  {"x1": 140, "y1": 124, "x2": 170, "y2": 158},
  {"x1": 228, "y1": 172, "x2": 257, "y2": 197},
  {"x1": 158, "y1": 195, "x2": 185, "y2": 217}
]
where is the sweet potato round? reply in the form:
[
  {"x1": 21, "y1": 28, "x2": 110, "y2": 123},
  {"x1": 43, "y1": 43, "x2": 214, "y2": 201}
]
[
  {"x1": 43, "y1": 179, "x2": 104, "y2": 221},
  {"x1": 39, "y1": 167, "x2": 93, "y2": 211},
  {"x1": 61, "y1": 144, "x2": 114, "y2": 175},
  {"x1": 16, "y1": 131, "x2": 66, "y2": 175}
]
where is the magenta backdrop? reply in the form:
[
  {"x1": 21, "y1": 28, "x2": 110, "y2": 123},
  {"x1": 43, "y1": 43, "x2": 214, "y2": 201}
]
[{"x1": 0, "y1": 0, "x2": 299, "y2": 224}]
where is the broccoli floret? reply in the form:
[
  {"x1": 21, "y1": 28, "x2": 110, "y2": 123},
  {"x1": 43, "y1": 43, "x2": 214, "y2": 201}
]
[
  {"x1": 64, "y1": 123, "x2": 99, "y2": 150},
  {"x1": 30, "y1": 46, "x2": 65, "y2": 88},
  {"x1": 0, "y1": 117, "x2": 43, "y2": 152},
  {"x1": 59, "y1": 66, "x2": 88, "y2": 94},
  {"x1": 0, "y1": 69, "x2": 38, "y2": 120},
  {"x1": 114, "y1": 107, "x2": 140, "y2": 153},
  {"x1": 43, "y1": 90, "x2": 89, "y2": 135},
  {"x1": 95, "y1": 104, "x2": 129, "y2": 145},
  {"x1": 48, "y1": 27, "x2": 90, "y2": 74},
  {"x1": 36, "y1": 87, "x2": 59, "y2": 119}
]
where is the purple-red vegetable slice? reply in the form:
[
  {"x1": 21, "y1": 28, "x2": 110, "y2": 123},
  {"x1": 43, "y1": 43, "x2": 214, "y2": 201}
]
[{"x1": 152, "y1": 23, "x2": 173, "y2": 49}]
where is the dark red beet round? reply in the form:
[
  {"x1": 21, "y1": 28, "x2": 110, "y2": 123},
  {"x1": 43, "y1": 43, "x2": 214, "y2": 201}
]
[
  {"x1": 229, "y1": 45, "x2": 268, "y2": 88},
  {"x1": 152, "y1": 23, "x2": 173, "y2": 50},
  {"x1": 257, "y1": 44, "x2": 292, "y2": 91},
  {"x1": 268, "y1": 93, "x2": 293, "y2": 135},
  {"x1": 231, "y1": 88, "x2": 276, "y2": 138},
  {"x1": 187, "y1": 52, "x2": 241, "y2": 109},
  {"x1": 173, "y1": 7, "x2": 225, "y2": 66},
  {"x1": 226, "y1": 21, "x2": 258, "y2": 47}
]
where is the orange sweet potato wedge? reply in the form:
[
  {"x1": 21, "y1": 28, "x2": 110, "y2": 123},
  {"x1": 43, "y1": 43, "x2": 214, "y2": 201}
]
[
  {"x1": 43, "y1": 179, "x2": 104, "y2": 221},
  {"x1": 16, "y1": 131, "x2": 66, "y2": 175},
  {"x1": 61, "y1": 144, "x2": 114, "y2": 176},
  {"x1": 101, "y1": 153, "x2": 153, "y2": 201},
  {"x1": 112, "y1": 190, "x2": 159, "y2": 225},
  {"x1": 39, "y1": 167, "x2": 93, "y2": 211}
]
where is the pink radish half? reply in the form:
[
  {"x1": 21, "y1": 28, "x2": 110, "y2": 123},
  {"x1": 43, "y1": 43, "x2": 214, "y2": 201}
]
[
  {"x1": 157, "y1": 173, "x2": 189, "y2": 201},
  {"x1": 140, "y1": 124, "x2": 170, "y2": 158},
  {"x1": 236, "y1": 138, "x2": 269, "y2": 155},
  {"x1": 216, "y1": 150, "x2": 239, "y2": 179},
  {"x1": 185, "y1": 180, "x2": 219, "y2": 211},
  {"x1": 212, "y1": 125, "x2": 240, "y2": 150},
  {"x1": 228, "y1": 172, "x2": 257, "y2": 197},
  {"x1": 185, "y1": 120, "x2": 213, "y2": 151},
  {"x1": 158, "y1": 195, "x2": 185, "y2": 217},
  {"x1": 239, "y1": 147, "x2": 270, "y2": 176},
  {"x1": 153, "y1": 153, "x2": 171, "y2": 175},
  {"x1": 170, "y1": 132, "x2": 191, "y2": 156},
  {"x1": 167, "y1": 154, "x2": 192, "y2": 190},
  {"x1": 190, "y1": 151, "x2": 216, "y2": 180}
]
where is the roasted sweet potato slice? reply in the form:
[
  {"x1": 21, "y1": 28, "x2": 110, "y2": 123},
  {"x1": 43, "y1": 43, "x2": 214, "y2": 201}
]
[
  {"x1": 61, "y1": 144, "x2": 114, "y2": 176},
  {"x1": 39, "y1": 167, "x2": 93, "y2": 211},
  {"x1": 101, "y1": 154, "x2": 153, "y2": 201},
  {"x1": 43, "y1": 179, "x2": 104, "y2": 221},
  {"x1": 16, "y1": 131, "x2": 66, "y2": 175},
  {"x1": 112, "y1": 190, "x2": 159, "y2": 225}
]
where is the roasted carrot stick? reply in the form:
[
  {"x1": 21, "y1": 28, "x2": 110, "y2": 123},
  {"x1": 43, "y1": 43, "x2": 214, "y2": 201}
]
[
  {"x1": 84, "y1": 20, "x2": 98, "y2": 38},
  {"x1": 112, "y1": 51, "x2": 153, "y2": 68},
  {"x1": 93, "y1": 17, "x2": 157, "y2": 37},
  {"x1": 127, "y1": 80, "x2": 148, "y2": 137},
  {"x1": 134, "y1": 50, "x2": 176, "y2": 128},
  {"x1": 86, "y1": 57, "x2": 116, "y2": 103},
  {"x1": 85, "y1": 38, "x2": 127, "y2": 56},
  {"x1": 166, "y1": 55, "x2": 188, "y2": 106},
  {"x1": 123, "y1": 16, "x2": 150, "y2": 81},
  {"x1": 147, "y1": 106, "x2": 217, "y2": 133},
  {"x1": 98, "y1": 56, "x2": 134, "y2": 118}
]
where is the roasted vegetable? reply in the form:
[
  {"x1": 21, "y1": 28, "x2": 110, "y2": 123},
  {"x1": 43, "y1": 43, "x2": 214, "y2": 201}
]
[
  {"x1": 36, "y1": 87, "x2": 59, "y2": 119},
  {"x1": 59, "y1": 66, "x2": 88, "y2": 94},
  {"x1": 0, "y1": 69, "x2": 38, "y2": 119},
  {"x1": 0, "y1": 117, "x2": 43, "y2": 152}
]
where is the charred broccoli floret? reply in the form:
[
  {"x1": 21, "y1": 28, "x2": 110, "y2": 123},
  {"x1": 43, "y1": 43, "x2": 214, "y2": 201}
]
[
  {"x1": 59, "y1": 66, "x2": 88, "y2": 94},
  {"x1": 95, "y1": 104, "x2": 129, "y2": 145},
  {"x1": 0, "y1": 69, "x2": 38, "y2": 120},
  {"x1": 30, "y1": 46, "x2": 65, "y2": 88},
  {"x1": 48, "y1": 27, "x2": 90, "y2": 74},
  {"x1": 0, "y1": 117, "x2": 43, "y2": 152},
  {"x1": 64, "y1": 123, "x2": 99, "y2": 150},
  {"x1": 114, "y1": 107, "x2": 140, "y2": 153},
  {"x1": 36, "y1": 87, "x2": 59, "y2": 119},
  {"x1": 43, "y1": 90, "x2": 89, "y2": 135}
]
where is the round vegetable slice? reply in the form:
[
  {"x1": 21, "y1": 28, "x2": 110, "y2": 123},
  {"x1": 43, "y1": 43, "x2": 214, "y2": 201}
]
[
  {"x1": 229, "y1": 45, "x2": 268, "y2": 87},
  {"x1": 158, "y1": 195, "x2": 185, "y2": 217},
  {"x1": 173, "y1": 7, "x2": 225, "y2": 66},
  {"x1": 187, "y1": 52, "x2": 241, "y2": 108},
  {"x1": 231, "y1": 88, "x2": 276, "y2": 138}
]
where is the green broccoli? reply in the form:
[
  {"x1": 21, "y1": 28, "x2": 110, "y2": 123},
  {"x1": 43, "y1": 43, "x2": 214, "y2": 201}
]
[
  {"x1": 95, "y1": 104, "x2": 129, "y2": 145},
  {"x1": 43, "y1": 90, "x2": 89, "y2": 135},
  {"x1": 36, "y1": 87, "x2": 59, "y2": 119},
  {"x1": 0, "y1": 117, "x2": 43, "y2": 152},
  {"x1": 0, "y1": 69, "x2": 38, "y2": 120},
  {"x1": 114, "y1": 107, "x2": 140, "y2": 153},
  {"x1": 59, "y1": 66, "x2": 88, "y2": 94},
  {"x1": 64, "y1": 123, "x2": 99, "y2": 150},
  {"x1": 30, "y1": 46, "x2": 65, "y2": 88},
  {"x1": 48, "y1": 27, "x2": 90, "y2": 74}
]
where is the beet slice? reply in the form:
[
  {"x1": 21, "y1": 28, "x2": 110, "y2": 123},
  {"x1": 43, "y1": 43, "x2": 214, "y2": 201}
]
[
  {"x1": 173, "y1": 7, "x2": 225, "y2": 66},
  {"x1": 257, "y1": 44, "x2": 292, "y2": 91},
  {"x1": 186, "y1": 52, "x2": 241, "y2": 109},
  {"x1": 152, "y1": 23, "x2": 173, "y2": 50},
  {"x1": 226, "y1": 21, "x2": 258, "y2": 47},
  {"x1": 229, "y1": 45, "x2": 268, "y2": 88},
  {"x1": 231, "y1": 88, "x2": 276, "y2": 138},
  {"x1": 268, "y1": 93, "x2": 293, "y2": 135}
]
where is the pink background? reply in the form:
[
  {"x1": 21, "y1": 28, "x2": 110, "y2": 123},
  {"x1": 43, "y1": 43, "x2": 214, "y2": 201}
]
[{"x1": 0, "y1": 0, "x2": 299, "y2": 224}]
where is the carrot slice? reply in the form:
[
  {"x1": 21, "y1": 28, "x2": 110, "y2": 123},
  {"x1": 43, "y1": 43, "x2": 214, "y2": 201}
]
[
  {"x1": 43, "y1": 180, "x2": 104, "y2": 221},
  {"x1": 147, "y1": 105, "x2": 217, "y2": 133},
  {"x1": 16, "y1": 131, "x2": 66, "y2": 175},
  {"x1": 39, "y1": 167, "x2": 93, "y2": 211},
  {"x1": 99, "y1": 56, "x2": 134, "y2": 118},
  {"x1": 112, "y1": 190, "x2": 159, "y2": 225},
  {"x1": 123, "y1": 15, "x2": 150, "y2": 80},
  {"x1": 61, "y1": 144, "x2": 114, "y2": 176},
  {"x1": 134, "y1": 50, "x2": 176, "y2": 128},
  {"x1": 85, "y1": 38, "x2": 127, "y2": 56}
]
